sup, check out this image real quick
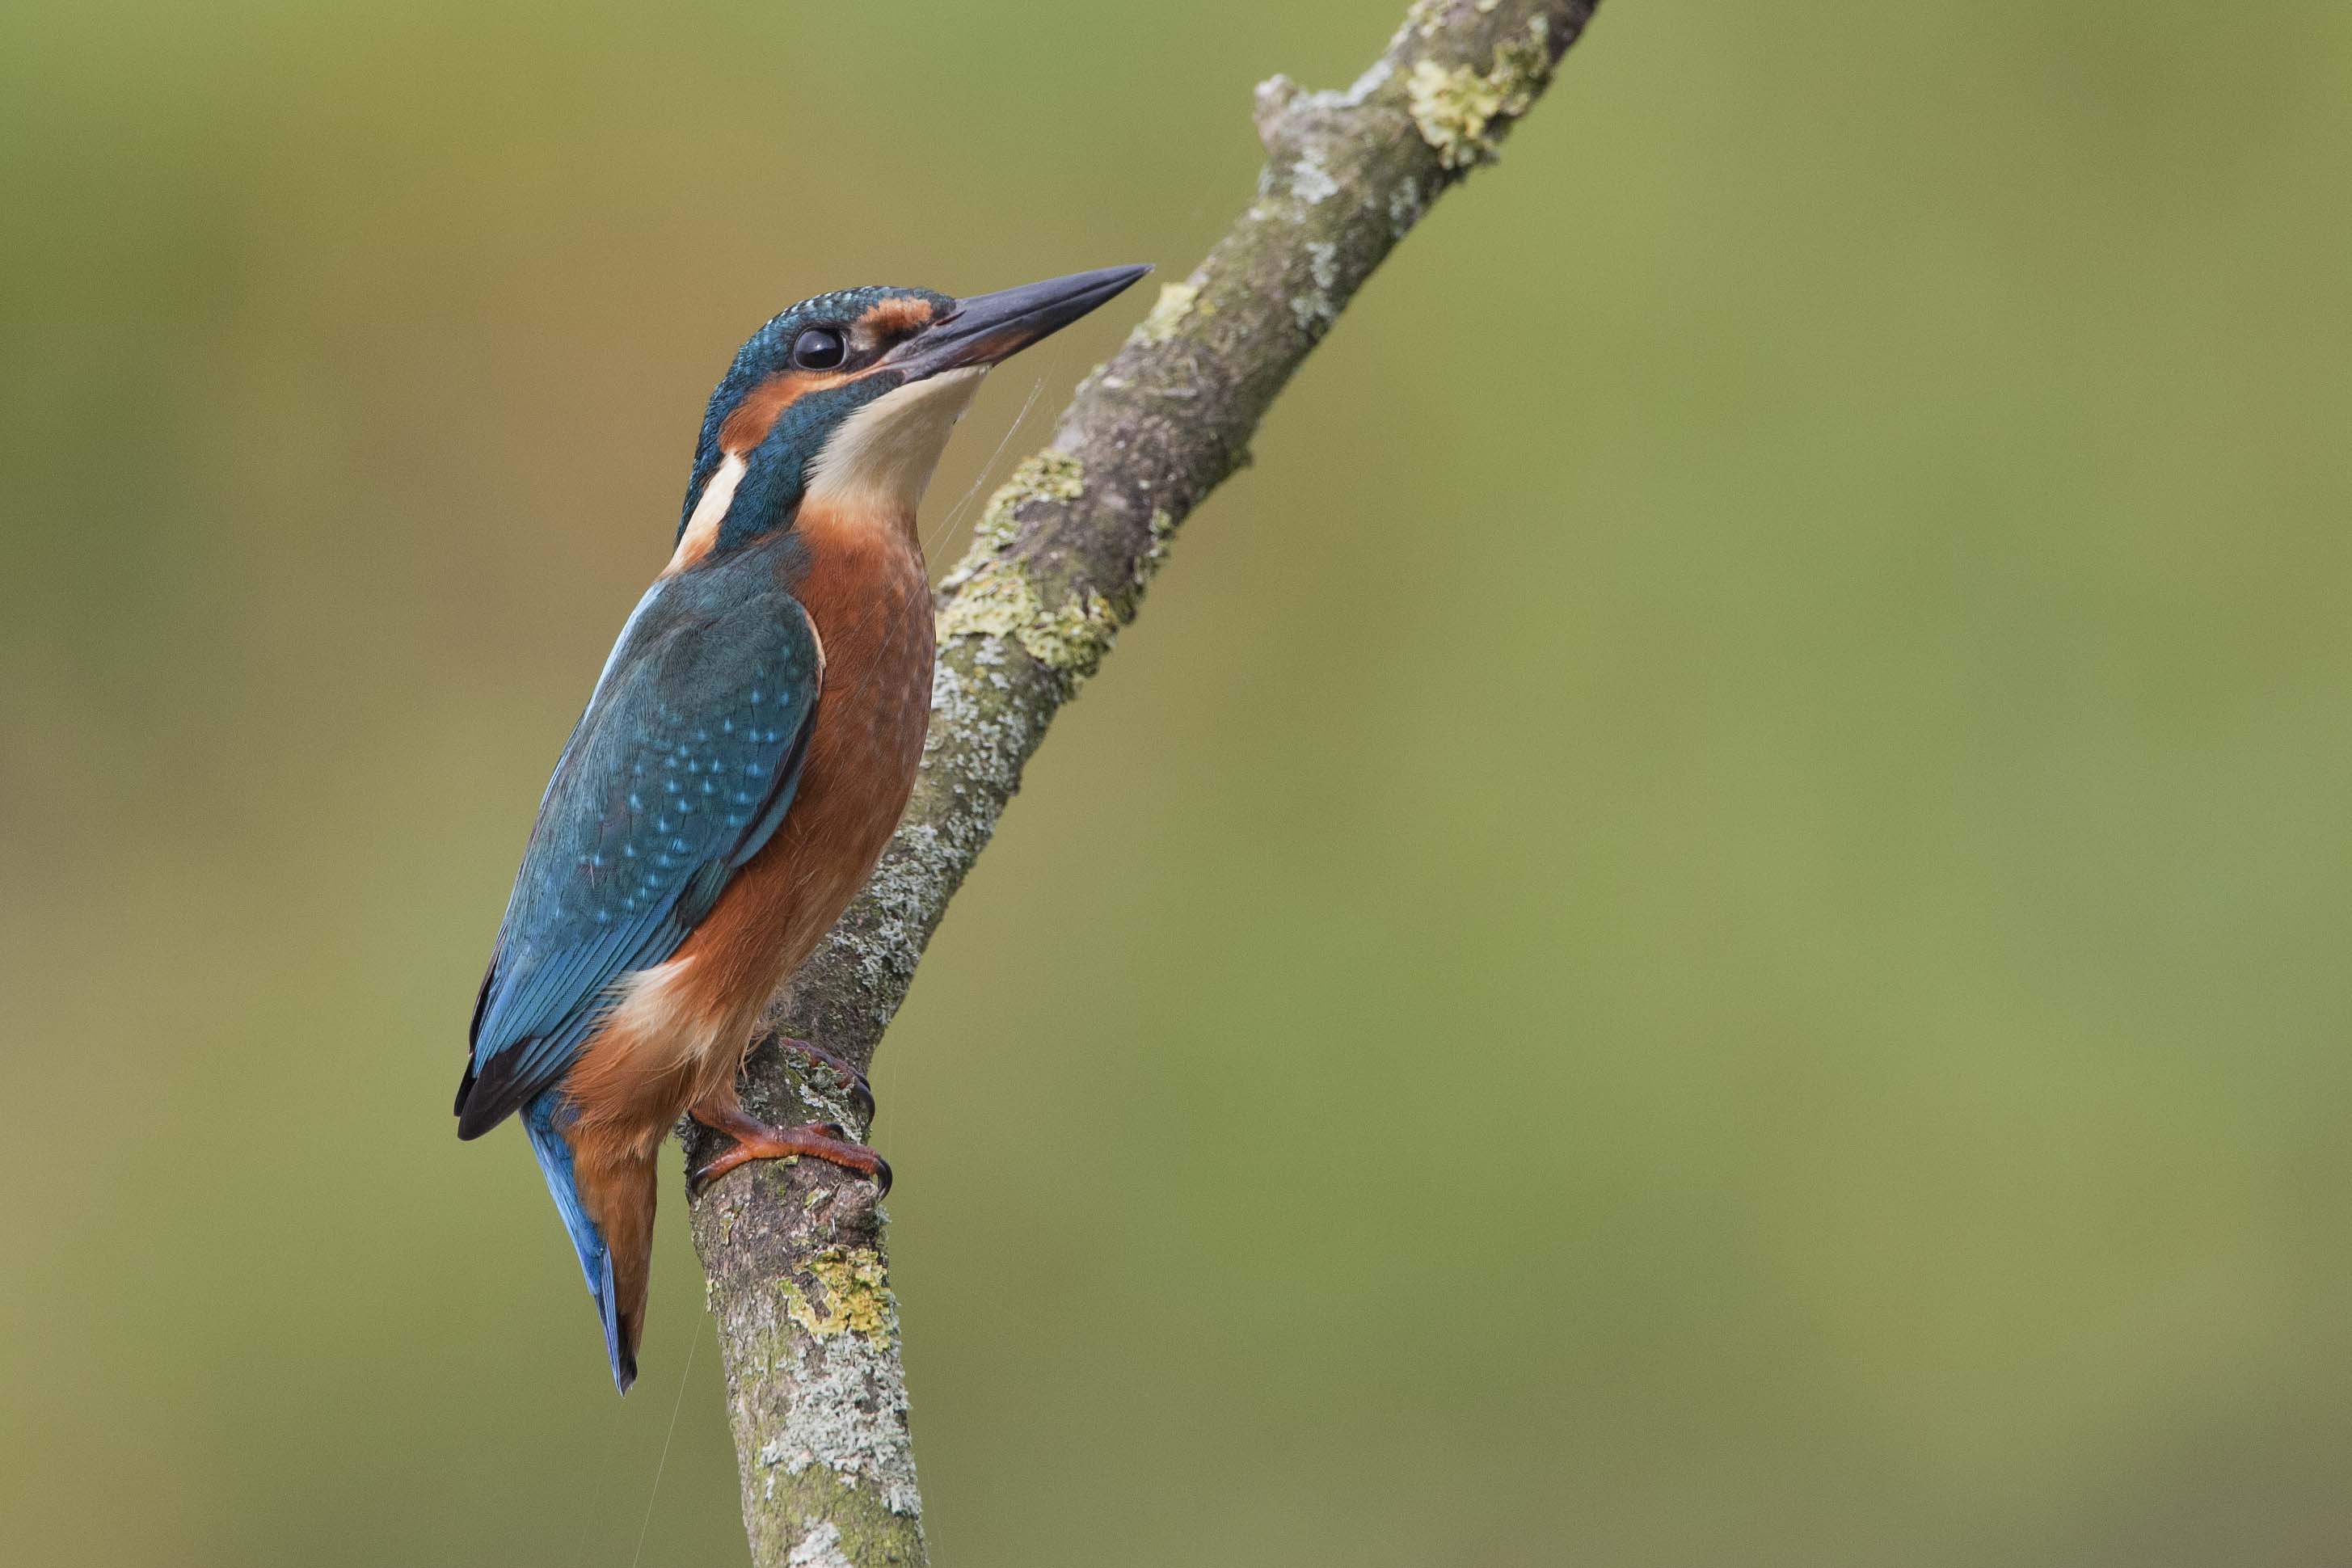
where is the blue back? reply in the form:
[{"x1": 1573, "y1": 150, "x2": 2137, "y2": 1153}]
[{"x1": 457, "y1": 533, "x2": 821, "y2": 1136}]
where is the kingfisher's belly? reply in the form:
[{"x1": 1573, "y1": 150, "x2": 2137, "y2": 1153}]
[
  {"x1": 561, "y1": 514, "x2": 934, "y2": 1149},
  {"x1": 669, "y1": 521, "x2": 935, "y2": 1018}
]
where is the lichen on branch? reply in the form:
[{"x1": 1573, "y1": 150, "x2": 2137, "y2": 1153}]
[
  {"x1": 1406, "y1": 13, "x2": 1559, "y2": 168},
  {"x1": 687, "y1": 3, "x2": 1603, "y2": 1563}
]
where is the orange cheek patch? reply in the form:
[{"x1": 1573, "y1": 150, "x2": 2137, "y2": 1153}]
[
  {"x1": 718, "y1": 368, "x2": 857, "y2": 452},
  {"x1": 860, "y1": 296, "x2": 936, "y2": 336}
]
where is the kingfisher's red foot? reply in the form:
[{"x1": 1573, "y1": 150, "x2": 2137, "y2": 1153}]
[
  {"x1": 686, "y1": 1102, "x2": 891, "y2": 1199},
  {"x1": 778, "y1": 1037, "x2": 875, "y2": 1126}
]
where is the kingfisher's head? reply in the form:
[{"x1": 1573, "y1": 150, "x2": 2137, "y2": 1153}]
[{"x1": 671, "y1": 264, "x2": 1150, "y2": 571}]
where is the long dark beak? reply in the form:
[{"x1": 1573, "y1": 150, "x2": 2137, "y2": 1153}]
[{"x1": 885, "y1": 264, "x2": 1152, "y2": 380}]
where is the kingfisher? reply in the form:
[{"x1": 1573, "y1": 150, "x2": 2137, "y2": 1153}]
[{"x1": 458, "y1": 264, "x2": 1150, "y2": 1392}]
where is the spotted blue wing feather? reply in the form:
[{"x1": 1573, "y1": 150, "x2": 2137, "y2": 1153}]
[{"x1": 457, "y1": 555, "x2": 820, "y2": 1138}]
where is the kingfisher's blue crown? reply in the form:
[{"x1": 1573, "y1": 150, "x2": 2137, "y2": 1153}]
[{"x1": 723, "y1": 287, "x2": 955, "y2": 390}]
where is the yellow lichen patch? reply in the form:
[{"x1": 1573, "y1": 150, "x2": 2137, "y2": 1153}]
[
  {"x1": 991, "y1": 447, "x2": 1085, "y2": 512},
  {"x1": 952, "y1": 449, "x2": 1085, "y2": 569},
  {"x1": 1137, "y1": 281, "x2": 1201, "y2": 343},
  {"x1": 936, "y1": 562, "x2": 1039, "y2": 639},
  {"x1": 938, "y1": 561, "x2": 1120, "y2": 678},
  {"x1": 781, "y1": 1246, "x2": 896, "y2": 1344},
  {"x1": 935, "y1": 447, "x2": 1120, "y2": 677},
  {"x1": 1406, "y1": 16, "x2": 1552, "y2": 170},
  {"x1": 936, "y1": 560, "x2": 1039, "y2": 641},
  {"x1": 1018, "y1": 585, "x2": 1120, "y2": 676}
]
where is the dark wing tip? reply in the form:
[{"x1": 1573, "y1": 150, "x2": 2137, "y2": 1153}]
[
  {"x1": 600, "y1": 1253, "x2": 639, "y2": 1395},
  {"x1": 453, "y1": 1048, "x2": 531, "y2": 1139}
]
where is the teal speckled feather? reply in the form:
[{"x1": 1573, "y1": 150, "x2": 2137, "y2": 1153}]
[{"x1": 457, "y1": 535, "x2": 820, "y2": 1137}]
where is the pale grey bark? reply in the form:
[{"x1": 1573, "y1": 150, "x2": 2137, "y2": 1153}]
[{"x1": 683, "y1": 2, "x2": 1603, "y2": 1561}]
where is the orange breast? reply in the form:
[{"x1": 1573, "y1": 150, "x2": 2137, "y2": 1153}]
[
  {"x1": 668, "y1": 503, "x2": 936, "y2": 1025},
  {"x1": 558, "y1": 502, "x2": 934, "y2": 1157}
]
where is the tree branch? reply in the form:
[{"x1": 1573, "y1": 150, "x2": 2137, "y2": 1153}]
[{"x1": 685, "y1": 2, "x2": 1600, "y2": 1560}]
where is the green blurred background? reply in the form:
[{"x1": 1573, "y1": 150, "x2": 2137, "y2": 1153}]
[{"x1": 6, "y1": 0, "x2": 2350, "y2": 1562}]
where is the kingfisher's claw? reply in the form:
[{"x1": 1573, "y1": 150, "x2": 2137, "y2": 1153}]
[
  {"x1": 685, "y1": 1105, "x2": 892, "y2": 1200},
  {"x1": 778, "y1": 1038, "x2": 877, "y2": 1126}
]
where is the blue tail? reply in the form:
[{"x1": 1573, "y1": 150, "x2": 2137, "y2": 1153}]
[{"x1": 521, "y1": 1093, "x2": 637, "y2": 1393}]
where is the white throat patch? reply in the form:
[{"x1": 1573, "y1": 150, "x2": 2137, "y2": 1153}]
[{"x1": 802, "y1": 365, "x2": 988, "y2": 515}]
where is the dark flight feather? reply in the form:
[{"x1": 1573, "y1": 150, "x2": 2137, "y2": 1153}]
[{"x1": 457, "y1": 543, "x2": 820, "y2": 1136}]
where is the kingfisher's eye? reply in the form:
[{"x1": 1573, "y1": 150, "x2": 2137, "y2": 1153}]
[{"x1": 791, "y1": 327, "x2": 846, "y2": 369}]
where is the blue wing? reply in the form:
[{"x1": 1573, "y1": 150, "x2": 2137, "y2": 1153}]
[{"x1": 456, "y1": 568, "x2": 821, "y2": 1138}]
